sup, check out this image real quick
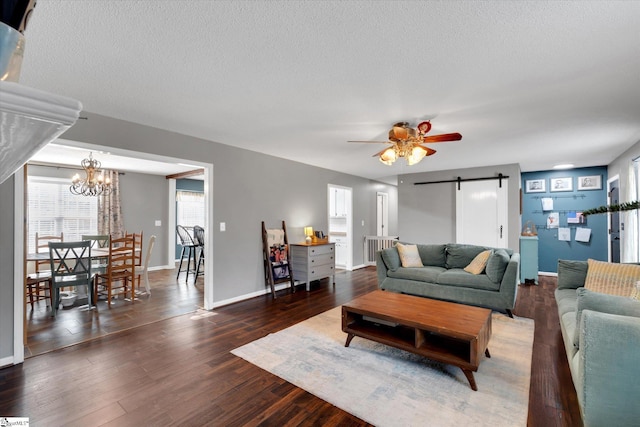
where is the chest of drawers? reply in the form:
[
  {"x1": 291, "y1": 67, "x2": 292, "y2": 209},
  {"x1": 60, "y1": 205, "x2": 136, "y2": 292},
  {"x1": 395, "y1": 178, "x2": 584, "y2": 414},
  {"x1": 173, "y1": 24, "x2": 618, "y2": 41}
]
[{"x1": 290, "y1": 243, "x2": 335, "y2": 291}]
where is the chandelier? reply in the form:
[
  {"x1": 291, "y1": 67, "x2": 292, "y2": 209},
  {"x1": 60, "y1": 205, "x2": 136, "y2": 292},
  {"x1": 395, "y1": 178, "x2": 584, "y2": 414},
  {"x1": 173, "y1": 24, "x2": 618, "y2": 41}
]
[{"x1": 69, "y1": 152, "x2": 111, "y2": 196}]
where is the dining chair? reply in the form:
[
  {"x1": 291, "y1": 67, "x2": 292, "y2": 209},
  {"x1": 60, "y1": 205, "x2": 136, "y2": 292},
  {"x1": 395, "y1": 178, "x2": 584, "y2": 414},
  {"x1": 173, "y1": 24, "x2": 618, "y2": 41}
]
[
  {"x1": 93, "y1": 234, "x2": 136, "y2": 308},
  {"x1": 26, "y1": 232, "x2": 64, "y2": 309},
  {"x1": 176, "y1": 225, "x2": 198, "y2": 280},
  {"x1": 48, "y1": 240, "x2": 93, "y2": 317},
  {"x1": 193, "y1": 225, "x2": 205, "y2": 277},
  {"x1": 135, "y1": 235, "x2": 156, "y2": 295},
  {"x1": 82, "y1": 234, "x2": 110, "y2": 269}
]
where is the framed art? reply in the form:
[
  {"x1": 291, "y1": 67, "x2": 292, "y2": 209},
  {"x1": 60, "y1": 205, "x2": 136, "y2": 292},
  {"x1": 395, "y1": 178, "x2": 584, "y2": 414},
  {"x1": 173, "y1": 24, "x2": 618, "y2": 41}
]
[
  {"x1": 525, "y1": 179, "x2": 546, "y2": 193},
  {"x1": 550, "y1": 177, "x2": 573, "y2": 192},
  {"x1": 578, "y1": 175, "x2": 602, "y2": 191}
]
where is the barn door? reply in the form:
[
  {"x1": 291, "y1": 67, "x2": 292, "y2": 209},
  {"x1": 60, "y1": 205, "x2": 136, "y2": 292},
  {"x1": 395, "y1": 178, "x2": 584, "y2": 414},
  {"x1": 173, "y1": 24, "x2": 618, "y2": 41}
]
[{"x1": 456, "y1": 179, "x2": 508, "y2": 248}]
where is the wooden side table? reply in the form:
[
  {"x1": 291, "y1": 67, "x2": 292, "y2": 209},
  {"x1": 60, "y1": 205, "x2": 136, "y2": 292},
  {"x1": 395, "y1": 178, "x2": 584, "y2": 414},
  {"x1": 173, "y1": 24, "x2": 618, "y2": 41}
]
[{"x1": 290, "y1": 242, "x2": 335, "y2": 291}]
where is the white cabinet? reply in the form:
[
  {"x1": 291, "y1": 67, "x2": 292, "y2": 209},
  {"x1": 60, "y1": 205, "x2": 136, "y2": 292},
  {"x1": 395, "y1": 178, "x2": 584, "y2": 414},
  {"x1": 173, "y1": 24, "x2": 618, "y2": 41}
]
[
  {"x1": 330, "y1": 188, "x2": 347, "y2": 217},
  {"x1": 290, "y1": 243, "x2": 335, "y2": 291}
]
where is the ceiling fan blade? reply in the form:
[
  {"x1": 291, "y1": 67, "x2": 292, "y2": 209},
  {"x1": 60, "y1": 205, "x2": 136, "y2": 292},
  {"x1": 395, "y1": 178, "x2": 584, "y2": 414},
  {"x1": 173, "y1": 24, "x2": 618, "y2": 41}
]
[
  {"x1": 348, "y1": 140, "x2": 392, "y2": 144},
  {"x1": 421, "y1": 133, "x2": 462, "y2": 143}
]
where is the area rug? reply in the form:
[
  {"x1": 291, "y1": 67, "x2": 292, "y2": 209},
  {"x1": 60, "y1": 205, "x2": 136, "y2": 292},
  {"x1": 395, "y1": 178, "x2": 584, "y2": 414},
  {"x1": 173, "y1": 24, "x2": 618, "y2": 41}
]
[{"x1": 231, "y1": 306, "x2": 535, "y2": 427}]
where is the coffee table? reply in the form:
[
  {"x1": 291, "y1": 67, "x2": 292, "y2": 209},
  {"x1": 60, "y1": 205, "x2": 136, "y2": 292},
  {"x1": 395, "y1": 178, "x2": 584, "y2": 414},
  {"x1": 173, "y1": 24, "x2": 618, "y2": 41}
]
[{"x1": 342, "y1": 290, "x2": 492, "y2": 391}]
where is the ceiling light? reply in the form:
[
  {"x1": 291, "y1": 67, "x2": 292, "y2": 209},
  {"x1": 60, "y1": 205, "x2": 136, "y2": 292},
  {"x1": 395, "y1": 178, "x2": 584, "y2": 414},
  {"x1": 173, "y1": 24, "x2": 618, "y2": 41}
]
[
  {"x1": 406, "y1": 145, "x2": 428, "y2": 166},
  {"x1": 553, "y1": 163, "x2": 574, "y2": 170},
  {"x1": 379, "y1": 147, "x2": 398, "y2": 165},
  {"x1": 70, "y1": 152, "x2": 111, "y2": 196}
]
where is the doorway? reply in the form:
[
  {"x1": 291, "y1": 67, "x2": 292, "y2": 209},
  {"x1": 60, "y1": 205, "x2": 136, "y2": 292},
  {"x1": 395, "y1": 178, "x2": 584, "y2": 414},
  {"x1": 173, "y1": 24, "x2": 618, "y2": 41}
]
[
  {"x1": 328, "y1": 184, "x2": 353, "y2": 270},
  {"x1": 455, "y1": 179, "x2": 508, "y2": 248},
  {"x1": 608, "y1": 176, "x2": 621, "y2": 263},
  {"x1": 376, "y1": 192, "x2": 389, "y2": 236},
  {"x1": 13, "y1": 142, "x2": 214, "y2": 364}
]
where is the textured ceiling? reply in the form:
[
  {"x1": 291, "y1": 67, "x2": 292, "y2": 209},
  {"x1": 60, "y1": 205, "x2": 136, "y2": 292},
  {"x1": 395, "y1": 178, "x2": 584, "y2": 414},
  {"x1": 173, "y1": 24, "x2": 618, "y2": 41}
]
[{"x1": 18, "y1": 1, "x2": 640, "y2": 182}]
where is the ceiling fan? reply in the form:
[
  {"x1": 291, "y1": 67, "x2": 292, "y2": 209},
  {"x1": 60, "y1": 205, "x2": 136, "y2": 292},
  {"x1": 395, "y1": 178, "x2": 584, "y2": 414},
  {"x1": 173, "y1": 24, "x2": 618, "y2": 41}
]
[{"x1": 348, "y1": 121, "x2": 462, "y2": 166}]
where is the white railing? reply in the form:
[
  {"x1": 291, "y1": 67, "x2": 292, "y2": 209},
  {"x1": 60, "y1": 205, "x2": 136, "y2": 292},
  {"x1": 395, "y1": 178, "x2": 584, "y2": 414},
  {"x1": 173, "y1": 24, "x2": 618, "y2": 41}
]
[{"x1": 363, "y1": 235, "x2": 399, "y2": 266}]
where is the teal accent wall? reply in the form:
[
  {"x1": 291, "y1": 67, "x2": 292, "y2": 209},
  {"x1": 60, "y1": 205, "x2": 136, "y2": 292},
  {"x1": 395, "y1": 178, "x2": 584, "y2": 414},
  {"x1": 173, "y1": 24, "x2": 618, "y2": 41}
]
[{"x1": 522, "y1": 166, "x2": 608, "y2": 273}]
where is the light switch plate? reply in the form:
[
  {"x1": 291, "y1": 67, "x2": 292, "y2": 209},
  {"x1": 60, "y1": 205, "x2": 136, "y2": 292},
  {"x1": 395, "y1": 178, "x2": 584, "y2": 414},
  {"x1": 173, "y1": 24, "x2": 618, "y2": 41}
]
[
  {"x1": 220, "y1": 222, "x2": 226, "y2": 232},
  {"x1": 155, "y1": 220, "x2": 161, "y2": 226}
]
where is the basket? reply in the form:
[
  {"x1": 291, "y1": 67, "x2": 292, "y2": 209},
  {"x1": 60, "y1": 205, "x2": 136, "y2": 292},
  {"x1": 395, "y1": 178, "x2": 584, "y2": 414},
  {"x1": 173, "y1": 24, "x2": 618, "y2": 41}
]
[{"x1": 521, "y1": 220, "x2": 537, "y2": 236}]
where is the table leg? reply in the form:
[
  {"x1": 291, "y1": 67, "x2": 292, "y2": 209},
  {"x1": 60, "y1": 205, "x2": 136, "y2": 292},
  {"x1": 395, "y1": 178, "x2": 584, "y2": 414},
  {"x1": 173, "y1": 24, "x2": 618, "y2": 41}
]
[
  {"x1": 462, "y1": 369, "x2": 478, "y2": 391},
  {"x1": 344, "y1": 333, "x2": 355, "y2": 347}
]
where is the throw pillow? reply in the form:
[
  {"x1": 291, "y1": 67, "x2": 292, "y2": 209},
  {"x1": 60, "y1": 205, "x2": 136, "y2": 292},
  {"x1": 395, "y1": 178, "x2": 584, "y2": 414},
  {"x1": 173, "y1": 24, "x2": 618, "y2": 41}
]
[
  {"x1": 584, "y1": 259, "x2": 640, "y2": 298},
  {"x1": 485, "y1": 249, "x2": 510, "y2": 283},
  {"x1": 464, "y1": 250, "x2": 491, "y2": 275},
  {"x1": 380, "y1": 247, "x2": 401, "y2": 272},
  {"x1": 396, "y1": 243, "x2": 424, "y2": 268},
  {"x1": 574, "y1": 287, "x2": 640, "y2": 347}
]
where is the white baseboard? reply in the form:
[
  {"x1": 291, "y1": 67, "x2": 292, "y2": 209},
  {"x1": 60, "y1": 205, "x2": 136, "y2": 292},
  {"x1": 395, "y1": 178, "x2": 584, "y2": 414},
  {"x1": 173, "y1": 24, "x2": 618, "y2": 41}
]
[
  {"x1": 148, "y1": 265, "x2": 173, "y2": 271},
  {"x1": 0, "y1": 355, "x2": 15, "y2": 368},
  {"x1": 539, "y1": 271, "x2": 558, "y2": 277},
  {"x1": 351, "y1": 263, "x2": 367, "y2": 270},
  {"x1": 211, "y1": 282, "x2": 292, "y2": 308}
]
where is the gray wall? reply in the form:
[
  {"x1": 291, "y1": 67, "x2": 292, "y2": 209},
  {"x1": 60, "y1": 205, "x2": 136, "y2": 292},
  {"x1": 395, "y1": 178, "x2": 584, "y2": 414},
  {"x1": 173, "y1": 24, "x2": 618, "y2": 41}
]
[
  {"x1": 0, "y1": 175, "x2": 15, "y2": 361},
  {"x1": 58, "y1": 112, "x2": 399, "y2": 302},
  {"x1": 397, "y1": 164, "x2": 522, "y2": 251}
]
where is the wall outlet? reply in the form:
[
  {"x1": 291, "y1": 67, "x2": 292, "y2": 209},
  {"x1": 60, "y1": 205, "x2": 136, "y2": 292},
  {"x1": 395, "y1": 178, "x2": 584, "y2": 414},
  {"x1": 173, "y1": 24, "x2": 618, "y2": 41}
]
[
  {"x1": 155, "y1": 220, "x2": 161, "y2": 226},
  {"x1": 361, "y1": 220, "x2": 365, "y2": 226},
  {"x1": 220, "y1": 222, "x2": 226, "y2": 232}
]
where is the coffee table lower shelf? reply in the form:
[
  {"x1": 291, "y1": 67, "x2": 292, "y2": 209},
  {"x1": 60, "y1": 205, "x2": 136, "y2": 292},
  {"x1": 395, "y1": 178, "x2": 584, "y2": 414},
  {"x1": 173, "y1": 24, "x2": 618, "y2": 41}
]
[{"x1": 342, "y1": 307, "x2": 491, "y2": 391}]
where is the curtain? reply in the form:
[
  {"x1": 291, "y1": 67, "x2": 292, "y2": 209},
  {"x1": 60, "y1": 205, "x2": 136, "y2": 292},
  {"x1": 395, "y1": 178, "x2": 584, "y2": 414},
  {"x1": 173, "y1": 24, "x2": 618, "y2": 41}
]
[{"x1": 98, "y1": 170, "x2": 124, "y2": 238}]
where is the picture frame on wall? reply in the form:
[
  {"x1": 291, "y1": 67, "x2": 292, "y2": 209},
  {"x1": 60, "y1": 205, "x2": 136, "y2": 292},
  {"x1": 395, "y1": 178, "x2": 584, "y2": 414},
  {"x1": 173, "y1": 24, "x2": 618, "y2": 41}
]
[
  {"x1": 577, "y1": 175, "x2": 602, "y2": 191},
  {"x1": 550, "y1": 177, "x2": 573, "y2": 192},
  {"x1": 525, "y1": 179, "x2": 546, "y2": 193}
]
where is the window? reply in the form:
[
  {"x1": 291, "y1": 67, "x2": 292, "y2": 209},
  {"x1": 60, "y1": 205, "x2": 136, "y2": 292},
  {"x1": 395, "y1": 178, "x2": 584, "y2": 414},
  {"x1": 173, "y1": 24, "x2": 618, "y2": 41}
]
[
  {"x1": 27, "y1": 177, "x2": 98, "y2": 253},
  {"x1": 176, "y1": 190, "x2": 205, "y2": 228}
]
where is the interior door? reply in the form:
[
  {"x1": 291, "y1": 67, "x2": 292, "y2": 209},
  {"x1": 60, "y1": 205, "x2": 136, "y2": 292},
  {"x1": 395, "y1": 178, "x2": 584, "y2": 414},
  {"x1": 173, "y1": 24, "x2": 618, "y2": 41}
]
[
  {"x1": 456, "y1": 179, "x2": 508, "y2": 248},
  {"x1": 609, "y1": 178, "x2": 621, "y2": 263},
  {"x1": 376, "y1": 192, "x2": 388, "y2": 236}
]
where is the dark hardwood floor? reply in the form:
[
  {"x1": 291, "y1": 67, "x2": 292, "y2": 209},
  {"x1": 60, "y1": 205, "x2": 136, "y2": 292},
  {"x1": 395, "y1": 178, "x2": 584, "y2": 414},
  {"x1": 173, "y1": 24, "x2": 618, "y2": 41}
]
[{"x1": 3, "y1": 268, "x2": 582, "y2": 426}]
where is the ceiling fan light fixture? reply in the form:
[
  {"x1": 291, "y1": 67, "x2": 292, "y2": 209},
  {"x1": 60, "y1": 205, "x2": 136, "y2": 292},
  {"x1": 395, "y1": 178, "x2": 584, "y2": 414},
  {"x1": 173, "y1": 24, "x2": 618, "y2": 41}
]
[
  {"x1": 379, "y1": 147, "x2": 398, "y2": 165},
  {"x1": 406, "y1": 145, "x2": 428, "y2": 166}
]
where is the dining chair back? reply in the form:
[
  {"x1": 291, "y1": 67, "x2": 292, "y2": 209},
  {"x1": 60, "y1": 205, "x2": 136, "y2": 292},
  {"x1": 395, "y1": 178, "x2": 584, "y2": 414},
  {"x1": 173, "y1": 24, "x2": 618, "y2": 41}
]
[
  {"x1": 176, "y1": 225, "x2": 198, "y2": 280},
  {"x1": 126, "y1": 230, "x2": 143, "y2": 267},
  {"x1": 48, "y1": 240, "x2": 93, "y2": 317},
  {"x1": 35, "y1": 232, "x2": 63, "y2": 273},
  {"x1": 193, "y1": 225, "x2": 205, "y2": 277},
  {"x1": 135, "y1": 235, "x2": 156, "y2": 294},
  {"x1": 82, "y1": 234, "x2": 110, "y2": 269},
  {"x1": 94, "y1": 234, "x2": 136, "y2": 308}
]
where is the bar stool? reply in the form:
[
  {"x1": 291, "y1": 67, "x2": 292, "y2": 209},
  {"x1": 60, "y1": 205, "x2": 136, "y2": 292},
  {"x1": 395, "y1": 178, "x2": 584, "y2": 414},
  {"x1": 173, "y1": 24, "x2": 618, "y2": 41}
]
[{"x1": 176, "y1": 225, "x2": 198, "y2": 280}]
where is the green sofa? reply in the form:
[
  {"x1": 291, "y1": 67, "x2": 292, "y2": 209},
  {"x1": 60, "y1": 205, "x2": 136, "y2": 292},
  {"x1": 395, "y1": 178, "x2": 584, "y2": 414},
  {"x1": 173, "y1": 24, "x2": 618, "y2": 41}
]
[
  {"x1": 376, "y1": 243, "x2": 520, "y2": 316},
  {"x1": 555, "y1": 260, "x2": 640, "y2": 427}
]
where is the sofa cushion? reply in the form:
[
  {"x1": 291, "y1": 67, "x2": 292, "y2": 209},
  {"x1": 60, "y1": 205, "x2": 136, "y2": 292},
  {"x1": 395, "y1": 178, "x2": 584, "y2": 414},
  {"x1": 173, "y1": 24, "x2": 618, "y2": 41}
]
[
  {"x1": 485, "y1": 249, "x2": 510, "y2": 283},
  {"x1": 436, "y1": 269, "x2": 500, "y2": 291},
  {"x1": 387, "y1": 266, "x2": 446, "y2": 283},
  {"x1": 417, "y1": 244, "x2": 447, "y2": 268},
  {"x1": 464, "y1": 250, "x2": 491, "y2": 274},
  {"x1": 584, "y1": 259, "x2": 640, "y2": 297},
  {"x1": 557, "y1": 259, "x2": 588, "y2": 290},
  {"x1": 555, "y1": 288, "x2": 578, "y2": 318},
  {"x1": 380, "y1": 247, "x2": 401, "y2": 272},
  {"x1": 397, "y1": 243, "x2": 424, "y2": 267},
  {"x1": 445, "y1": 244, "x2": 488, "y2": 269},
  {"x1": 574, "y1": 287, "x2": 640, "y2": 347}
]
